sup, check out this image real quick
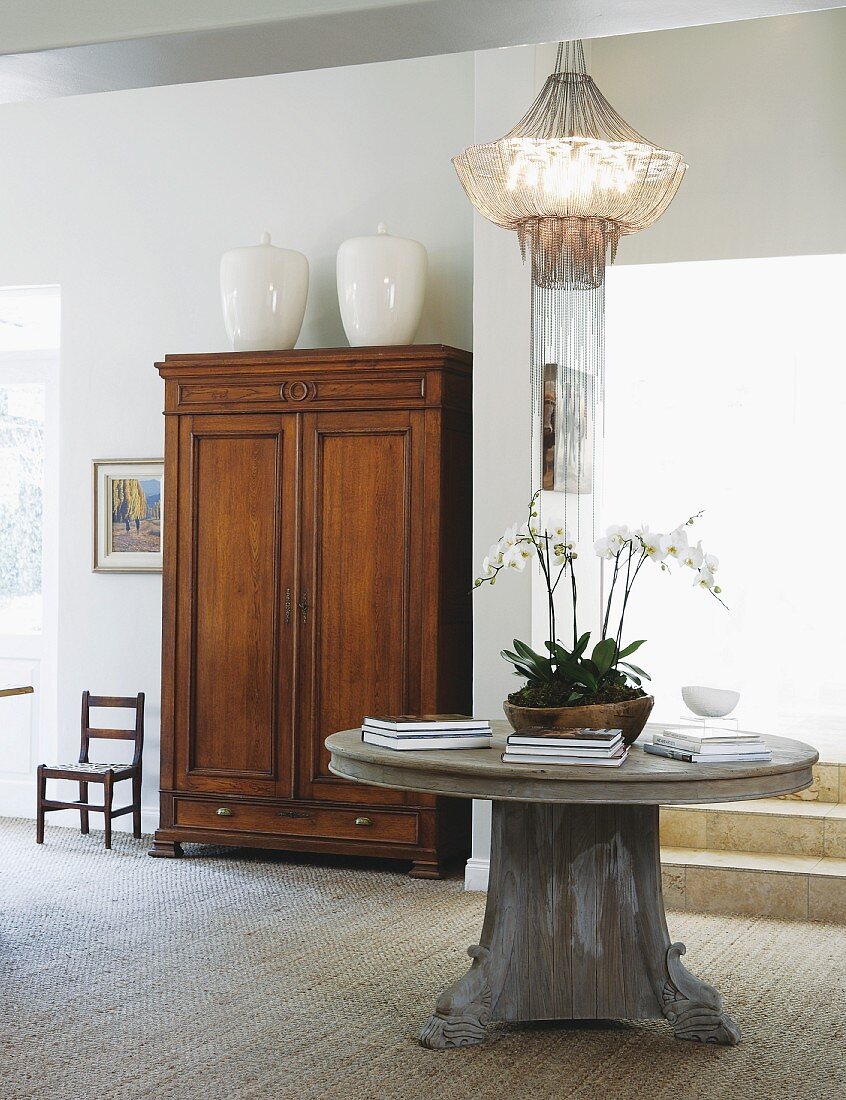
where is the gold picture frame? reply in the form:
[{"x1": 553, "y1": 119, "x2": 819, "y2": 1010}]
[{"x1": 92, "y1": 459, "x2": 164, "y2": 573}]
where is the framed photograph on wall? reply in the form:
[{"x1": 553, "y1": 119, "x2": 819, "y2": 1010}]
[
  {"x1": 93, "y1": 459, "x2": 164, "y2": 573},
  {"x1": 542, "y1": 362, "x2": 594, "y2": 495}
]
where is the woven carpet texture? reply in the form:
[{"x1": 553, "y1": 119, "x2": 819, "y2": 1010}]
[{"x1": 2, "y1": 818, "x2": 844, "y2": 1100}]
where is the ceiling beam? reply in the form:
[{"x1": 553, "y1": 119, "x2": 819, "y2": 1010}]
[{"x1": 0, "y1": 0, "x2": 843, "y2": 104}]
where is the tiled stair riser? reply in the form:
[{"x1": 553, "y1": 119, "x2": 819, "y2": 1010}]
[
  {"x1": 661, "y1": 855, "x2": 846, "y2": 922},
  {"x1": 659, "y1": 761, "x2": 846, "y2": 922},
  {"x1": 660, "y1": 803, "x2": 846, "y2": 858}
]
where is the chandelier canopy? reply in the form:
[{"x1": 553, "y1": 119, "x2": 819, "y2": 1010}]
[{"x1": 453, "y1": 41, "x2": 687, "y2": 288}]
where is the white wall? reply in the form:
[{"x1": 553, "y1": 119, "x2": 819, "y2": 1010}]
[
  {"x1": 593, "y1": 10, "x2": 846, "y2": 266},
  {"x1": 604, "y1": 254, "x2": 846, "y2": 739},
  {"x1": 465, "y1": 45, "x2": 534, "y2": 890},
  {"x1": 0, "y1": 52, "x2": 474, "y2": 828}
]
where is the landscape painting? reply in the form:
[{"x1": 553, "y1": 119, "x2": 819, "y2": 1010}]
[
  {"x1": 93, "y1": 460, "x2": 164, "y2": 572},
  {"x1": 110, "y1": 477, "x2": 161, "y2": 554}
]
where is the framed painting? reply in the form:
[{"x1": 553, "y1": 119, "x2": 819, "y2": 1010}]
[
  {"x1": 542, "y1": 362, "x2": 594, "y2": 495},
  {"x1": 93, "y1": 459, "x2": 164, "y2": 573}
]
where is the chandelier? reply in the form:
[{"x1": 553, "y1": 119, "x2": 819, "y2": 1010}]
[{"x1": 453, "y1": 41, "x2": 686, "y2": 530}]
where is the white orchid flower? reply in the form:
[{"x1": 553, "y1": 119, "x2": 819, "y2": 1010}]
[
  {"x1": 694, "y1": 567, "x2": 715, "y2": 590},
  {"x1": 606, "y1": 524, "x2": 630, "y2": 551},
  {"x1": 661, "y1": 527, "x2": 689, "y2": 559},
  {"x1": 594, "y1": 535, "x2": 616, "y2": 560},
  {"x1": 680, "y1": 544, "x2": 704, "y2": 570},
  {"x1": 479, "y1": 555, "x2": 498, "y2": 579},
  {"x1": 703, "y1": 552, "x2": 719, "y2": 574},
  {"x1": 487, "y1": 542, "x2": 503, "y2": 565},
  {"x1": 502, "y1": 542, "x2": 532, "y2": 571},
  {"x1": 638, "y1": 527, "x2": 667, "y2": 561},
  {"x1": 499, "y1": 524, "x2": 519, "y2": 550}
]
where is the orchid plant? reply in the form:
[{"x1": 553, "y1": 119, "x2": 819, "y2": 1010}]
[{"x1": 475, "y1": 491, "x2": 726, "y2": 708}]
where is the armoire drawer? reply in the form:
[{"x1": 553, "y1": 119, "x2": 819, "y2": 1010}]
[{"x1": 174, "y1": 798, "x2": 420, "y2": 844}]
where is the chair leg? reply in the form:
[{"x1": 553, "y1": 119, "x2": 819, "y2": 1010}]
[
  {"x1": 132, "y1": 771, "x2": 142, "y2": 839},
  {"x1": 103, "y1": 773, "x2": 114, "y2": 850},
  {"x1": 36, "y1": 766, "x2": 46, "y2": 844},
  {"x1": 79, "y1": 780, "x2": 89, "y2": 835}
]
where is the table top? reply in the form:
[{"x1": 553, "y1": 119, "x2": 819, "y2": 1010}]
[{"x1": 326, "y1": 722, "x2": 818, "y2": 806}]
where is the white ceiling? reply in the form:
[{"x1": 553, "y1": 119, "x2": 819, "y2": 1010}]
[{"x1": 0, "y1": 0, "x2": 843, "y2": 104}]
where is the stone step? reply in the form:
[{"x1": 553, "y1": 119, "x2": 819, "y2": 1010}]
[
  {"x1": 660, "y1": 798, "x2": 846, "y2": 858},
  {"x1": 660, "y1": 847, "x2": 846, "y2": 922}
]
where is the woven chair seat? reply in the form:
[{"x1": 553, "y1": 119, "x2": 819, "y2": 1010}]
[{"x1": 44, "y1": 762, "x2": 134, "y2": 775}]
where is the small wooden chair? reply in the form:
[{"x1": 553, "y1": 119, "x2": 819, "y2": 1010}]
[{"x1": 36, "y1": 691, "x2": 145, "y2": 849}]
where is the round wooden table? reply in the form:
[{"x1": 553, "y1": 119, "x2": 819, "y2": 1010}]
[{"x1": 326, "y1": 722, "x2": 817, "y2": 1049}]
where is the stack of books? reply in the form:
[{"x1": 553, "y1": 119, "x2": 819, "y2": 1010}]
[
  {"x1": 501, "y1": 727, "x2": 628, "y2": 767},
  {"x1": 361, "y1": 715, "x2": 492, "y2": 751},
  {"x1": 644, "y1": 726, "x2": 772, "y2": 763}
]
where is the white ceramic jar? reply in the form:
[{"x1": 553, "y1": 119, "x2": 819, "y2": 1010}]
[
  {"x1": 220, "y1": 232, "x2": 309, "y2": 351},
  {"x1": 336, "y1": 223, "x2": 427, "y2": 347}
]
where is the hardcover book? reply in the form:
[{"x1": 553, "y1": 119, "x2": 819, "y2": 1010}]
[{"x1": 363, "y1": 714, "x2": 491, "y2": 732}]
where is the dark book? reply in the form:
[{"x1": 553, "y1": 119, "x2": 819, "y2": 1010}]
[
  {"x1": 507, "y1": 726, "x2": 622, "y2": 745},
  {"x1": 363, "y1": 714, "x2": 491, "y2": 732}
]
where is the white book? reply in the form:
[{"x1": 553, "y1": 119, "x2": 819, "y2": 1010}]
[
  {"x1": 363, "y1": 726, "x2": 488, "y2": 740},
  {"x1": 501, "y1": 748, "x2": 629, "y2": 768},
  {"x1": 645, "y1": 743, "x2": 772, "y2": 764},
  {"x1": 504, "y1": 739, "x2": 623, "y2": 757},
  {"x1": 654, "y1": 733, "x2": 763, "y2": 755},
  {"x1": 363, "y1": 714, "x2": 491, "y2": 732},
  {"x1": 661, "y1": 726, "x2": 760, "y2": 744},
  {"x1": 362, "y1": 729, "x2": 492, "y2": 751}
]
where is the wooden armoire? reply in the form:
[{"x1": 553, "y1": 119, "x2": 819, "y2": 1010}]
[{"x1": 149, "y1": 345, "x2": 472, "y2": 877}]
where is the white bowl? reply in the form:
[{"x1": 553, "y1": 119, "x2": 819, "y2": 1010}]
[{"x1": 681, "y1": 685, "x2": 740, "y2": 718}]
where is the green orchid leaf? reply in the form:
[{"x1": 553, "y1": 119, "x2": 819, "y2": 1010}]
[
  {"x1": 575, "y1": 669, "x2": 598, "y2": 693},
  {"x1": 620, "y1": 661, "x2": 651, "y2": 681},
  {"x1": 618, "y1": 639, "x2": 647, "y2": 659},
  {"x1": 591, "y1": 637, "x2": 617, "y2": 676}
]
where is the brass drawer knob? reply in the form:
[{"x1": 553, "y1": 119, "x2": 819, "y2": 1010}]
[
  {"x1": 216, "y1": 807, "x2": 233, "y2": 817},
  {"x1": 355, "y1": 816, "x2": 373, "y2": 827}
]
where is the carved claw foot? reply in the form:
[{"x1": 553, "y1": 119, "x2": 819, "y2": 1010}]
[
  {"x1": 420, "y1": 945, "x2": 492, "y2": 1049},
  {"x1": 662, "y1": 943, "x2": 741, "y2": 1046}
]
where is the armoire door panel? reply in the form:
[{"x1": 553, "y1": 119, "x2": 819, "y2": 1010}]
[
  {"x1": 175, "y1": 414, "x2": 296, "y2": 797},
  {"x1": 297, "y1": 411, "x2": 423, "y2": 805}
]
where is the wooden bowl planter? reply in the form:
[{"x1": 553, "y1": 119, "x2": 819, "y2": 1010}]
[{"x1": 503, "y1": 694, "x2": 654, "y2": 747}]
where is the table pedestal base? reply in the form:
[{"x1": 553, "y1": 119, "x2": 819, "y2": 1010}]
[{"x1": 420, "y1": 802, "x2": 739, "y2": 1049}]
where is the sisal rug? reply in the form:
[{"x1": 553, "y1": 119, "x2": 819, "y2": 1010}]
[{"x1": 2, "y1": 817, "x2": 844, "y2": 1100}]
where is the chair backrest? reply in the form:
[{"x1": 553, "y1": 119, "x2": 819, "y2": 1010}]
[{"x1": 80, "y1": 691, "x2": 145, "y2": 767}]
